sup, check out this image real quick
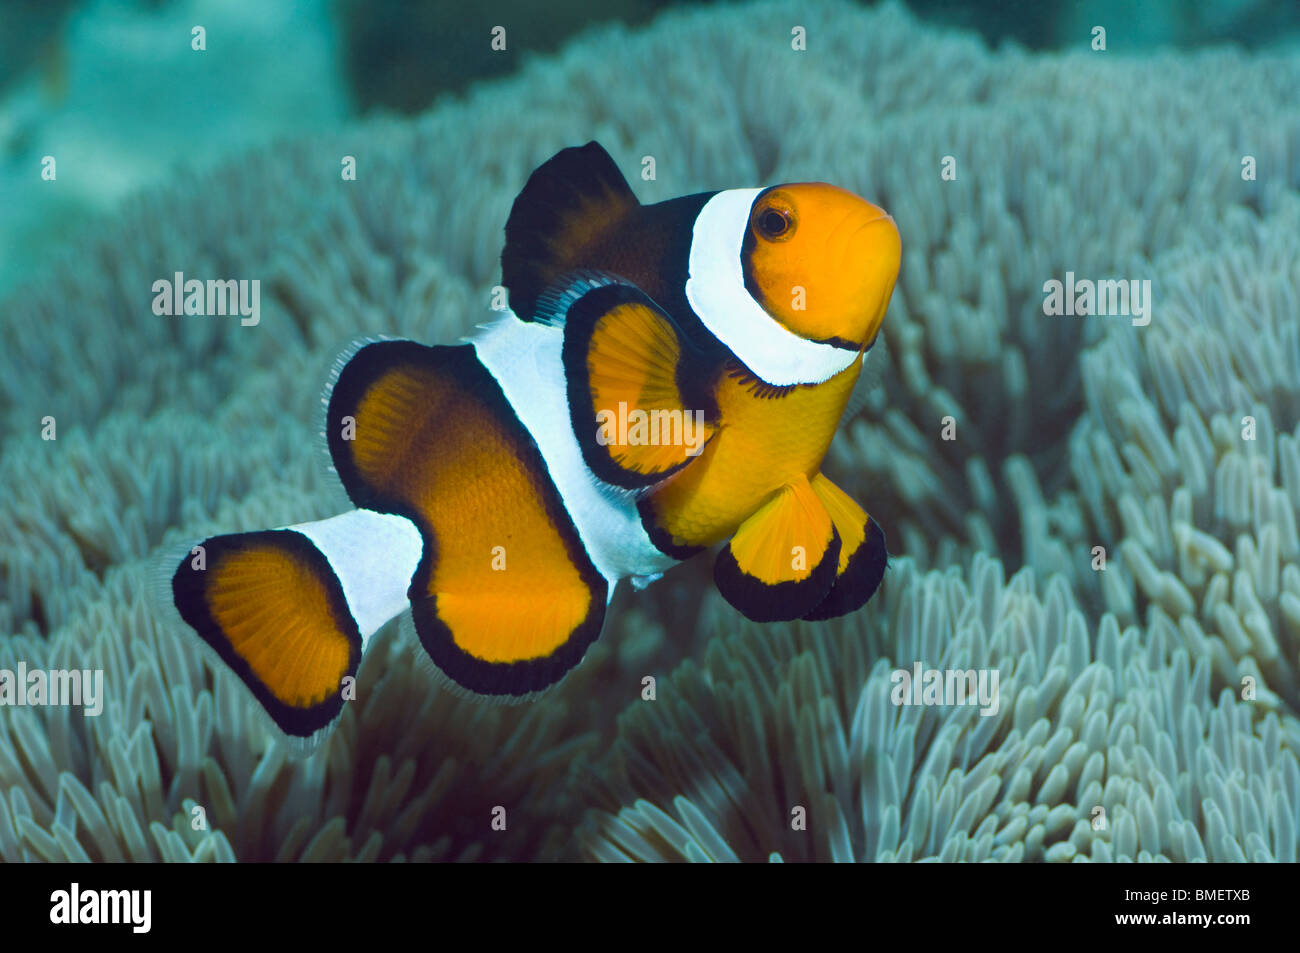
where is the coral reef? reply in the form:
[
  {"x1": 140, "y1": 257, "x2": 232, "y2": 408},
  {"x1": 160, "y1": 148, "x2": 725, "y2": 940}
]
[{"x1": 1, "y1": 0, "x2": 1298, "y2": 861}]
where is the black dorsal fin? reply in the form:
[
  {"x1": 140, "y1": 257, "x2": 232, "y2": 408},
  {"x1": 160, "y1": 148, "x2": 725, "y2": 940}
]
[{"x1": 501, "y1": 142, "x2": 640, "y2": 321}]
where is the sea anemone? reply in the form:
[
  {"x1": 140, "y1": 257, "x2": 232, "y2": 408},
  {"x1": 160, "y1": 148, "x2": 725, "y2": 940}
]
[
  {"x1": 1067, "y1": 196, "x2": 1300, "y2": 722},
  {"x1": 580, "y1": 556, "x2": 1300, "y2": 862}
]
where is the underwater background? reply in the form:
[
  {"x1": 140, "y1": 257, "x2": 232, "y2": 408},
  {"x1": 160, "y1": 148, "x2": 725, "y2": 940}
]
[{"x1": 1, "y1": 0, "x2": 1298, "y2": 862}]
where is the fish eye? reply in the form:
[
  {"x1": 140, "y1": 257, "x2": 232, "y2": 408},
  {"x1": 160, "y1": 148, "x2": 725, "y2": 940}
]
[{"x1": 755, "y1": 206, "x2": 794, "y2": 241}]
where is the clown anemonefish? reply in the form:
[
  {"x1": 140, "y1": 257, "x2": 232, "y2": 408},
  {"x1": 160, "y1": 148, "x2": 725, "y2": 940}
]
[{"x1": 168, "y1": 142, "x2": 901, "y2": 737}]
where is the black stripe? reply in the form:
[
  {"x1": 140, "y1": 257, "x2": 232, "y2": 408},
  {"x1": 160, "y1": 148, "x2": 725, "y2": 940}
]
[
  {"x1": 632, "y1": 191, "x2": 720, "y2": 350},
  {"x1": 739, "y1": 185, "x2": 770, "y2": 312},
  {"x1": 802, "y1": 518, "x2": 888, "y2": 620},
  {"x1": 815, "y1": 334, "x2": 861, "y2": 351},
  {"x1": 636, "y1": 495, "x2": 706, "y2": 562},
  {"x1": 724, "y1": 362, "x2": 799, "y2": 400},
  {"x1": 713, "y1": 527, "x2": 842, "y2": 623}
]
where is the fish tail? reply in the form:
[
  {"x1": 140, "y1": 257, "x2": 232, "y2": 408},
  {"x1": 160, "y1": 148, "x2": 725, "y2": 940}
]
[{"x1": 169, "y1": 508, "x2": 423, "y2": 738}]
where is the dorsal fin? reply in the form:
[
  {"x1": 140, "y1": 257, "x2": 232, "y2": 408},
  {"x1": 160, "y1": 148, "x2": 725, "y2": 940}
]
[{"x1": 502, "y1": 142, "x2": 640, "y2": 321}]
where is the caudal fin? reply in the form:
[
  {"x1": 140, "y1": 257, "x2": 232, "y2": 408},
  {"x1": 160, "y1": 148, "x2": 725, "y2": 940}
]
[{"x1": 170, "y1": 509, "x2": 422, "y2": 737}]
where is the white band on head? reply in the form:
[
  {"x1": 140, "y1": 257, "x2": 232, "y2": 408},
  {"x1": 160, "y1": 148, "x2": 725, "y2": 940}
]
[{"x1": 686, "y1": 188, "x2": 860, "y2": 387}]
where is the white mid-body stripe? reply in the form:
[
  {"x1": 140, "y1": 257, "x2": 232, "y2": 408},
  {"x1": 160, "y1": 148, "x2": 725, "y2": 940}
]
[
  {"x1": 472, "y1": 313, "x2": 677, "y2": 593},
  {"x1": 686, "y1": 188, "x2": 860, "y2": 387},
  {"x1": 288, "y1": 508, "x2": 423, "y2": 646}
]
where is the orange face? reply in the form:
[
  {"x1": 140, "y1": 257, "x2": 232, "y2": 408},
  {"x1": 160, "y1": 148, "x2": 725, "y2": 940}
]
[{"x1": 741, "y1": 183, "x2": 901, "y2": 348}]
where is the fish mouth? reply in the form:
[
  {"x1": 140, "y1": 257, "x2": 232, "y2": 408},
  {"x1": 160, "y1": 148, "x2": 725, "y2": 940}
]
[{"x1": 847, "y1": 211, "x2": 901, "y2": 344}]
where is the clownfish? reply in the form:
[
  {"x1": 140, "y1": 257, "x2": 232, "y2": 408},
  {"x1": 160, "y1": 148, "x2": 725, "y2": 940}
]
[{"x1": 168, "y1": 142, "x2": 901, "y2": 738}]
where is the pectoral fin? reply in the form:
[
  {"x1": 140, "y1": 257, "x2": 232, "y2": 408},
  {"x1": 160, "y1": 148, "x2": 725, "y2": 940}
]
[{"x1": 539, "y1": 276, "x2": 715, "y2": 488}]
